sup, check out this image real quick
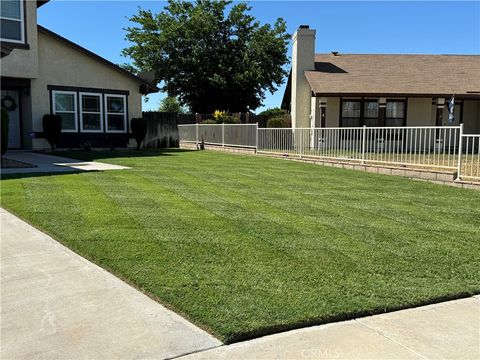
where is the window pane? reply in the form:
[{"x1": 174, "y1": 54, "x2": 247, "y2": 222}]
[
  {"x1": 342, "y1": 101, "x2": 361, "y2": 118},
  {"x1": 107, "y1": 97, "x2": 124, "y2": 113},
  {"x1": 82, "y1": 114, "x2": 101, "y2": 131},
  {"x1": 364, "y1": 118, "x2": 378, "y2": 127},
  {"x1": 364, "y1": 101, "x2": 378, "y2": 118},
  {"x1": 386, "y1": 102, "x2": 404, "y2": 118},
  {"x1": 57, "y1": 113, "x2": 76, "y2": 131},
  {"x1": 342, "y1": 118, "x2": 361, "y2": 127},
  {"x1": 0, "y1": 18, "x2": 21, "y2": 40},
  {"x1": 385, "y1": 118, "x2": 404, "y2": 127},
  {"x1": 82, "y1": 95, "x2": 100, "y2": 112},
  {"x1": 107, "y1": 114, "x2": 125, "y2": 131},
  {"x1": 1, "y1": 0, "x2": 21, "y2": 19},
  {"x1": 55, "y1": 93, "x2": 75, "y2": 112}
]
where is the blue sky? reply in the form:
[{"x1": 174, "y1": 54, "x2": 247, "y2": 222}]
[{"x1": 38, "y1": 1, "x2": 480, "y2": 113}]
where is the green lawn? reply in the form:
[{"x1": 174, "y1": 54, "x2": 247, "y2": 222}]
[{"x1": 1, "y1": 149, "x2": 479, "y2": 343}]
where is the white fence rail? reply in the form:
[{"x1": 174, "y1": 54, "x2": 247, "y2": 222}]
[
  {"x1": 178, "y1": 124, "x2": 480, "y2": 182},
  {"x1": 459, "y1": 134, "x2": 480, "y2": 180}
]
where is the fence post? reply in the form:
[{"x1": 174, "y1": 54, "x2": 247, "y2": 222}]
[
  {"x1": 456, "y1": 123, "x2": 464, "y2": 181},
  {"x1": 222, "y1": 123, "x2": 225, "y2": 148},
  {"x1": 195, "y1": 123, "x2": 199, "y2": 149},
  {"x1": 361, "y1": 125, "x2": 366, "y2": 164},
  {"x1": 255, "y1": 122, "x2": 259, "y2": 153}
]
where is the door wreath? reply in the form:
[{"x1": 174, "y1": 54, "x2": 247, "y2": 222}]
[{"x1": 1, "y1": 94, "x2": 17, "y2": 112}]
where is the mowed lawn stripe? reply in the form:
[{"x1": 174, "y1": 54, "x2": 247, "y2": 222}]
[{"x1": 1, "y1": 149, "x2": 479, "y2": 342}]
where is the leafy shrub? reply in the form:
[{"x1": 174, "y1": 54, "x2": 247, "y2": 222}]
[
  {"x1": 131, "y1": 117, "x2": 148, "y2": 150},
  {"x1": 201, "y1": 119, "x2": 216, "y2": 124},
  {"x1": 259, "y1": 107, "x2": 287, "y2": 118},
  {"x1": 212, "y1": 110, "x2": 240, "y2": 124},
  {"x1": 221, "y1": 115, "x2": 240, "y2": 124},
  {"x1": 1, "y1": 108, "x2": 9, "y2": 155},
  {"x1": 213, "y1": 110, "x2": 226, "y2": 123},
  {"x1": 42, "y1": 114, "x2": 62, "y2": 151},
  {"x1": 266, "y1": 116, "x2": 287, "y2": 128}
]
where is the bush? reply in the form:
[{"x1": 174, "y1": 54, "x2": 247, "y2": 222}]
[
  {"x1": 201, "y1": 119, "x2": 216, "y2": 124},
  {"x1": 212, "y1": 110, "x2": 240, "y2": 124},
  {"x1": 259, "y1": 107, "x2": 286, "y2": 118},
  {"x1": 1, "y1": 108, "x2": 9, "y2": 155},
  {"x1": 266, "y1": 116, "x2": 286, "y2": 128},
  {"x1": 42, "y1": 114, "x2": 62, "y2": 151},
  {"x1": 221, "y1": 115, "x2": 240, "y2": 124},
  {"x1": 131, "y1": 117, "x2": 148, "y2": 150}
]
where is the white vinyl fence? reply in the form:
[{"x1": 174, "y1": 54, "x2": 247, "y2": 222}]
[{"x1": 178, "y1": 123, "x2": 479, "y2": 182}]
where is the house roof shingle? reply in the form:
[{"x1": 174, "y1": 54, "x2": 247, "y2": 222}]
[{"x1": 305, "y1": 53, "x2": 480, "y2": 98}]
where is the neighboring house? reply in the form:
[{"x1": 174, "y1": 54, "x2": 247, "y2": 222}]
[
  {"x1": 282, "y1": 26, "x2": 480, "y2": 133},
  {"x1": 1, "y1": 0, "x2": 158, "y2": 150}
]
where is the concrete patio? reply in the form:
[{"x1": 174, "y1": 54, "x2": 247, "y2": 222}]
[{"x1": 1, "y1": 151, "x2": 129, "y2": 175}]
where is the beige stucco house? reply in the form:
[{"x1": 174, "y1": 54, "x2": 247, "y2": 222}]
[
  {"x1": 1, "y1": 0, "x2": 158, "y2": 150},
  {"x1": 282, "y1": 26, "x2": 480, "y2": 133}
]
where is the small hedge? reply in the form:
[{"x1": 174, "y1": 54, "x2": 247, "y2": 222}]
[
  {"x1": 266, "y1": 117, "x2": 287, "y2": 128},
  {"x1": 131, "y1": 117, "x2": 147, "y2": 150},
  {"x1": 42, "y1": 114, "x2": 62, "y2": 151},
  {"x1": 1, "y1": 108, "x2": 9, "y2": 155}
]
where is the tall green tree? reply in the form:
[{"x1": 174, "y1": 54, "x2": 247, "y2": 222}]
[
  {"x1": 123, "y1": 0, "x2": 289, "y2": 113},
  {"x1": 158, "y1": 96, "x2": 187, "y2": 113}
]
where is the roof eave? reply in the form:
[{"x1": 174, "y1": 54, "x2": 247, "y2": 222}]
[{"x1": 312, "y1": 91, "x2": 480, "y2": 99}]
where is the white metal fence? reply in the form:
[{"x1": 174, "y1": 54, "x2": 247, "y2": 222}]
[
  {"x1": 178, "y1": 123, "x2": 480, "y2": 182},
  {"x1": 460, "y1": 134, "x2": 480, "y2": 180},
  {"x1": 179, "y1": 123, "x2": 257, "y2": 148}
]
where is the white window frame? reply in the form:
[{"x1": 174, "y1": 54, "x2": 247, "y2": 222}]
[
  {"x1": 52, "y1": 90, "x2": 78, "y2": 133},
  {"x1": 79, "y1": 92, "x2": 104, "y2": 133},
  {"x1": 0, "y1": 0, "x2": 25, "y2": 44},
  {"x1": 104, "y1": 94, "x2": 127, "y2": 133}
]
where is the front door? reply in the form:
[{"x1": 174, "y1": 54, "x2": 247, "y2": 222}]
[{"x1": 1, "y1": 90, "x2": 21, "y2": 148}]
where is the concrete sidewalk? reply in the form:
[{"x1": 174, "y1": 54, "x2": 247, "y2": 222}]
[
  {"x1": 1, "y1": 151, "x2": 128, "y2": 175},
  {"x1": 183, "y1": 296, "x2": 480, "y2": 360},
  {"x1": 0, "y1": 208, "x2": 221, "y2": 360}
]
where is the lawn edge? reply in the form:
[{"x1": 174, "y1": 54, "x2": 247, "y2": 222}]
[
  {"x1": 0, "y1": 204, "x2": 225, "y2": 343},
  {"x1": 3, "y1": 204, "x2": 479, "y2": 345}
]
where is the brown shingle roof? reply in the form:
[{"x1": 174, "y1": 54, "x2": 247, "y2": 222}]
[{"x1": 305, "y1": 53, "x2": 480, "y2": 97}]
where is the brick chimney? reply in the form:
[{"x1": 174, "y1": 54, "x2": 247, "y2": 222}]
[{"x1": 291, "y1": 25, "x2": 316, "y2": 128}]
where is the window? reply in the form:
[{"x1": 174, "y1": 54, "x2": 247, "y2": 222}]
[
  {"x1": 80, "y1": 93, "x2": 103, "y2": 132},
  {"x1": 0, "y1": 0, "x2": 24, "y2": 43},
  {"x1": 385, "y1": 101, "x2": 405, "y2": 126},
  {"x1": 52, "y1": 91, "x2": 78, "y2": 132},
  {"x1": 341, "y1": 101, "x2": 361, "y2": 127},
  {"x1": 105, "y1": 94, "x2": 127, "y2": 132},
  {"x1": 363, "y1": 101, "x2": 379, "y2": 127}
]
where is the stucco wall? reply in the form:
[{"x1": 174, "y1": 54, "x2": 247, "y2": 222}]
[
  {"x1": 30, "y1": 31, "x2": 143, "y2": 148},
  {"x1": 0, "y1": 1, "x2": 39, "y2": 79},
  {"x1": 310, "y1": 96, "x2": 320, "y2": 128},
  {"x1": 291, "y1": 28, "x2": 315, "y2": 128},
  {"x1": 325, "y1": 97, "x2": 340, "y2": 127},
  {"x1": 406, "y1": 98, "x2": 433, "y2": 126}
]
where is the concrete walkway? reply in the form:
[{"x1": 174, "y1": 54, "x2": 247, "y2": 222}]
[
  {"x1": 1, "y1": 151, "x2": 128, "y2": 175},
  {"x1": 0, "y1": 208, "x2": 221, "y2": 360},
  {"x1": 183, "y1": 296, "x2": 480, "y2": 360}
]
